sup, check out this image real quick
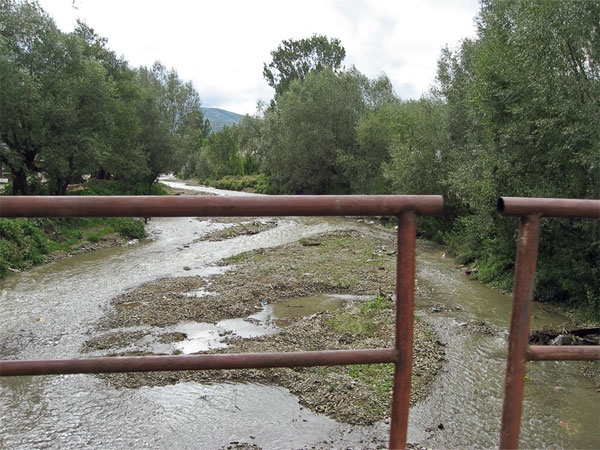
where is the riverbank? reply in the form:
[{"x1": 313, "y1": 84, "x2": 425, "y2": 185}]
[
  {"x1": 0, "y1": 179, "x2": 174, "y2": 278},
  {"x1": 84, "y1": 224, "x2": 446, "y2": 425},
  {"x1": 0, "y1": 217, "x2": 146, "y2": 277}
]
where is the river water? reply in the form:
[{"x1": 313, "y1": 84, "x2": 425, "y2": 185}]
[{"x1": 0, "y1": 181, "x2": 598, "y2": 449}]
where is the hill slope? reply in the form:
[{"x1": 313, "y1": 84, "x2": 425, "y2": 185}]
[{"x1": 201, "y1": 107, "x2": 244, "y2": 132}]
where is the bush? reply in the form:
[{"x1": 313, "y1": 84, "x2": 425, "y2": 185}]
[
  {"x1": 70, "y1": 179, "x2": 169, "y2": 196},
  {"x1": 111, "y1": 218, "x2": 146, "y2": 239},
  {"x1": 205, "y1": 174, "x2": 270, "y2": 192},
  {"x1": 0, "y1": 216, "x2": 146, "y2": 278},
  {"x1": 0, "y1": 218, "x2": 54, "y2": 276}
]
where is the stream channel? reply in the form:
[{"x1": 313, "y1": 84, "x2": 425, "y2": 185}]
[{"x1": 0, "y1": 181, "x2": 598, "y2": 449}]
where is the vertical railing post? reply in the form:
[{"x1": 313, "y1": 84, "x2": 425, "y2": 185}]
[
  {"x1": 389, "y1": 211, "x2": 416, "y2": 449},
  {"x1": 499, "y1": 214, "x2": 541, "y2": 449}
]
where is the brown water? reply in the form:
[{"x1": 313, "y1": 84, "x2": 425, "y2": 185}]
[
  {"x1": 0, "y1": 181, "x2": 598, "y2": 449},
  {"x1": 409, "y1": 240, "x2": 599, "y2": 449}
]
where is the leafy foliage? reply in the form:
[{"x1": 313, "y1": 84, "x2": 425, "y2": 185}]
[
  {"x1": 0, "y1": 3, "x2": 597, "y2": 316},
  {"x1": 263, "y1": 34, "x2": 346, "y2": 96},
  {"x1": 0, "y1": 1, "x2": 209, "y2": 194},
  {"x1": 430, "y1": 0, "x2": 600, "y2": 315},
  {"x1": 0, "y1": 216, "x2": 145, "y2": 277},
  {"x1": 260, "y1": 69, "x2": 366, "y2": 193}
]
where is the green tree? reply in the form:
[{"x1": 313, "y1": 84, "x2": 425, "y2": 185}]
[
  {"x1": 260, "y1": 69, "x2": 365, "y2": 193},
  {"x1": 0, "y1": 0, "x2": 59, "y2": 194},
  {"x1": 42, "y1": 32, "x2": 121, "y2": 194},
  {"x1": 74, "y1": 21, "x2": 147, "y2": 184},
  {"x1": 435, "y1": 0, "x2": 600, "y2": 313},
  {"x1": 183, "y1": 116, "x2": 261, "y2": 182},
  {"x1": 382, "y1": 98, "x2": 449, "y2": 196},
  {"x1": 134, "y1": 62, "x2": 207, "y2": 188},
  {"x1": 339, "y1": 74, "x2": 399, "y2": 194},
  {"x1": 263, "y1": 34, "x2": 346, "y2": 96}
]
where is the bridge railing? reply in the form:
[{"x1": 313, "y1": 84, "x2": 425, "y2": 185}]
[
  {"x1": 1, "y1": 194, "x2": 598, "y2": 449},
  {"x1": 0, "y1": 194, "x2": 444, "y2": 449}
]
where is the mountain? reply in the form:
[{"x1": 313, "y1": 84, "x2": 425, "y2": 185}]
[{"x1": 201, "y1": 107, "x2": 244, "y2": 132}]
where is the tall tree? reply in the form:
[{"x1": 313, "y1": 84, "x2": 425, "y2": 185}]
[
  {"x1": 135, "y1": 63, "x2": 207, "y2": 188},
  {"x1": 0, "y1": 0, "x2": 59, "y2": 194},
  {"x1": 434, "y1": 0, "x2": 600, "y2": 312},
  {"x1": 260, "y1": 69, "x2": 365, "y2": 193},
  {"x1": 263, "y1": 34, "x2": 346, "y2": 96}
]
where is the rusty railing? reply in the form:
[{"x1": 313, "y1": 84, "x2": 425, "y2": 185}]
[
  {"x1": 0, "y1": 194, "x2": 444, "y2": 449},
  {"x1": 497, "y1": 197, "x2": 600, "y2": 449},
  {"x1": 1, "y1": 195, "x2": 598, "y2": 449}
]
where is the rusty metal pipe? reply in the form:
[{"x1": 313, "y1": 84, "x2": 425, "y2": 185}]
[
  {"x1": 0, "y1": 349, "x2": 397, "y2": 377},
  {"x1": 498, "y1": 197, "x2": 600, "y2": 218},
  {"x1": 526, "y1": 345, "x2": 600, "y2": 361},
  {"x1": 499, "y1": 214, "x2": 541, "y2": 450},
  {"x1": 0, "y1": 195, "x2": 444, "y2": 218},
  {"x1": 389, "y1": 212, "x2": 417, "y2": 450}
]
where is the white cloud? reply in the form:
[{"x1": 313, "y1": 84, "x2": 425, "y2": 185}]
[{"x1": 38, "y1": 0, "x2": 479, "y2": 115}]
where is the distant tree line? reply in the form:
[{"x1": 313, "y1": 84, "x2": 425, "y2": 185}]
[
  {"x1": 1, "y1": 1, "x2": 598, "y2": 315},
  {"x1": 182, "y1": 3, "x2": 599, "y2": 316},
  {"x1": 0, "y1": 0, "x2": 210, "y2": 195}
]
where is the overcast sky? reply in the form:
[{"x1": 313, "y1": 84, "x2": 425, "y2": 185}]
[{"x1": 37, "y1": 0, "x2": 480, "y2": 115}]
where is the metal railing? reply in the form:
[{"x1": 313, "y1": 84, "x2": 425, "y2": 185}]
[
  {"x1": 497, "y1": 197, "x2": 600, "y2": 449},
  {"x1": 1, "y1": 194, "x2": 598, "y2": 449},
  {"x1": 0, "y1": 194, "x2": 444, "y2": 450}
]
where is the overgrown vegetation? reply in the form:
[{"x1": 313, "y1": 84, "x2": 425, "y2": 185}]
[
  {"x1": 0, "y1": 177, "x2": 170, "y2": 278},
  {"x1": 0, "y1": 1, "x2": 211, "y2": 195},
  {"x1": 202, "y1": 174, "x2": 269, "y2": 193},
  {"x1": 178, "y1": 3, "x2": 599, "y2": 318},
  {"x1": 0, "y1": 217, "x2": 145, "y2": 277},
  {"x1": 69, "y1": 179, "x2": 170, "y2": 196}
]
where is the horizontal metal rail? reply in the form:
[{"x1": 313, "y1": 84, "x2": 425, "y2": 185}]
[
  {"x1": 497, "y1": 197, "x2": 600, "y2": 449},
  {"x1": 498, "y1": 197, "x2": 600, "y2": 218},
  {"x1": 0, "y1": 194, "x2": 444, "y2": 218},
  {"x1": 526, "y1": 345, "x2": 600, "y2": 361},
  {"x1": 0, "y1": 349, "x2": 398, "y2": 377}
]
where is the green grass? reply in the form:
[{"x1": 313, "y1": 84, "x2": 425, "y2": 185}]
[
  {"x1": 0, "y1": 178, "x2": 170, "y2": 278},
  {"x1": 203, "y1": 174, "x2": 269, "y2": 193},
  {"x1": 330, "y1": 296, "x2": 392, "y2": 336},
  {"x1": 69, "y1": 179, "x2": 169, "y2": 196},
  {"x1": 86, "y1": 232, "x2": 101, "y2": 243},
  {"x1": 0, "y1": 217, "x2": 146, "y2": 278},
  {"x1": 347, "y1": 363, "x2": 394, "y2": 394}
]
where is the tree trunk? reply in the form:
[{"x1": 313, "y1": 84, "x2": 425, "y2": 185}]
[
  {"x1": 147, "y1": 172, "x2": 159, "y2": 194},
  {"x1": 11, "y1": 167, "x2": 29, "y2": 195}
]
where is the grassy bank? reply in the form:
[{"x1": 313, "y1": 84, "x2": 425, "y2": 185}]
[
  {"x1": 0, "y1": 179, "x2": 170, "y2": 278},
  {"x1": 0, "y1": 217, "x2": 145, "y2": 277}
]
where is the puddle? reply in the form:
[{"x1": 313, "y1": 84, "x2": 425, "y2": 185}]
[
  {"x1": 166, "y1": 294, "x2": 359, "y2": 354},
  {"x1": 264, "y1": 294, "x2": 347, "y2": 327},
  {"x1": 171, "y1": 322, "x2": 228, "y2": 354}
]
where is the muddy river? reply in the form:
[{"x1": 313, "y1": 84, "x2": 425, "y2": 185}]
[{"x1": 0, "y1": 181, "x2": 598, "y2": 449}]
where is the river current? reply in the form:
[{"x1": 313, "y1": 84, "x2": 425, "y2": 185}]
[{"x1": 0, "y1": 181, "x2": 598, "y2": 449}]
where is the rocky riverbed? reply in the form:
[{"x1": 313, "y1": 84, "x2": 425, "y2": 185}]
[{"x1": 83, "y1": 224, "x2": 446, "y2": 425}]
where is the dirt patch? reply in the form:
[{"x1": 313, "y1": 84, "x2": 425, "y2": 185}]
[{"x1": 85, "y1": 228, "x2": 445, "y2": 425}]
